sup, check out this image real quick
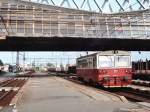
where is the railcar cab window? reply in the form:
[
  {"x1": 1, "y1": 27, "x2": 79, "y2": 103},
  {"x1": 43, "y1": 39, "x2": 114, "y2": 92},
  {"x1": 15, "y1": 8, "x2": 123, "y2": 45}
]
[
  {"x1": 115, "y1": 56, "x2": 130, "y2": 67},
  {"x1": 98, "y1": 56, "x2": 114, "y2": 68},
  {"x1": 77, "y1": 57, "x2": 94, "y2": 68}
]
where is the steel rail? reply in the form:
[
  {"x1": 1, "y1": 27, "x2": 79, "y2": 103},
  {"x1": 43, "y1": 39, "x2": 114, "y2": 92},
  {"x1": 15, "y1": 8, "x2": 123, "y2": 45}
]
[{"x1": 0, "y1": 79, "x2": 15, "y2": 87}]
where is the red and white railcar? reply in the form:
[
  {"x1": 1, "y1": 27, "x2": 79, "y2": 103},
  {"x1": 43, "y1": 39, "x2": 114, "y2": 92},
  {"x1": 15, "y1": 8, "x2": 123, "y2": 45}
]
[{"x1": 76, "y1": 51, "x2": 132, "y2": 87}]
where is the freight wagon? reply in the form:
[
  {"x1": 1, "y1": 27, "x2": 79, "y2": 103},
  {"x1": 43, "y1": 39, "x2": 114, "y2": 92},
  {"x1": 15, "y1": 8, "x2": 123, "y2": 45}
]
[
  {"x1": 67, "y1": 65, "x2": 76, "y2": 74},
  {"x1": 132, "y1": 59, "x2": 150, "y2": 80}
]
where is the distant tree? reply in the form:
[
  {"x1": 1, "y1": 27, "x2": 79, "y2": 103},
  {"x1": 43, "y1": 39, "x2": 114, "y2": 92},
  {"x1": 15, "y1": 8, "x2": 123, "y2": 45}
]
[
  {"x1": 0, "y1": 60, "x2": 4, "y2": 66},
  {"x1": 60, "y1": 63, "x2": 63, "y2": 68},
  {"x1": 60, "y1": 63, "x2": 64, "y2": 71},
  {"x1": 4, "y1": 63, "x2": 9, "y2": 65},
  {"x1": 47, "y1": 63, "x2": 55, "y2": 67},
  {"x1": 66, "y1": 64, "x2": 70, "y2": 67}
]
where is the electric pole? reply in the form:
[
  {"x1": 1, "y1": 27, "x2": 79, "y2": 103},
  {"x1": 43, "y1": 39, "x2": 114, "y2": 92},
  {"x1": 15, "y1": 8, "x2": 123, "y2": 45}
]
[
  {"x1": 16, "y1": 51, "x2": 19, "y2": 66},
  {"x1": 23, "y1": 52, "x2": 25, "y2": 72}
]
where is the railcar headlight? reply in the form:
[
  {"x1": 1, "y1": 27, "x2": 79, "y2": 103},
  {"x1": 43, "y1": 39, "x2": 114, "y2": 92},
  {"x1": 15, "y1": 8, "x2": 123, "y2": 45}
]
[
  {"x1": 104, "y1": 76, "x2": 109, "y2": 81},
  {"x1": 125, "y1": 69, "x2": 131, "y2": 74},
  {"x1": 124, "y1": 76, "x2": 129, "y2": 81}
]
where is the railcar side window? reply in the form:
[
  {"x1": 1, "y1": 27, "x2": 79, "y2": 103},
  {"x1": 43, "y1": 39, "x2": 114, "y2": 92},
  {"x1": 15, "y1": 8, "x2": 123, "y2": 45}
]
[
  {"x1": 115, "y1": 56, "x2": 130, "y2": 67},
  {"x1": 77, "y1": 59, "x2": 87, "y2": 68},
  {"x1": 98, "y1": 56, "x2": 114, "y2": 67},
  {"x1": 87, "y1": 58, "x2": 93, "y2": 68}
]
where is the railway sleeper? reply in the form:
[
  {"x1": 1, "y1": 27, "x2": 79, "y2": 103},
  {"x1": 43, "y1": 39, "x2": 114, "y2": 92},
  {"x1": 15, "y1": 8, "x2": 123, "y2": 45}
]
[
  {"x1": 123, "y1": 89, "x2": 150, "y2": 99},
  {"x1": 0, "y1": 90, "x2": 13, "y2": 100}
]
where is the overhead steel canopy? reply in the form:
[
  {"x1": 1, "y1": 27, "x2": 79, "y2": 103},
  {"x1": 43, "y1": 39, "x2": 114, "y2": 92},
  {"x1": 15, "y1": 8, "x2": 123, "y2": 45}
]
[
  {"x1": 0, "y1": 0, "x2": 150, "y2": 51},
  {"x1": 0, "y1": 0, "x2": 150, "y2": 40}
]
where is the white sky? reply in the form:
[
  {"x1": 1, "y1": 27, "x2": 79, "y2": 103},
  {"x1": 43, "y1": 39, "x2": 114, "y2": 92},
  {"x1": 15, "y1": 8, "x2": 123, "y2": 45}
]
[
  {"x1": 0, "y1": 52, "x2": 150, "y2": 66},
  {"x1": 30, "y1": 0, "x2": 147, "y2": 13}
]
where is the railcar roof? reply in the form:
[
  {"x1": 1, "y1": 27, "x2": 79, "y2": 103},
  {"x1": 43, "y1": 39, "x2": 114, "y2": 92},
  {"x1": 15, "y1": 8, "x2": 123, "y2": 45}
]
[{"x1": 77, "y1": 51, "x2": 130, "y2": 60}]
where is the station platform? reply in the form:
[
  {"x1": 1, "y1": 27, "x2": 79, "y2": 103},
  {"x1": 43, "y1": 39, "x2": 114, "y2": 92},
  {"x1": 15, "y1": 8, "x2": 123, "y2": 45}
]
[{"x1": 9, "y1": 76, "x2": 150, "y2": 112}]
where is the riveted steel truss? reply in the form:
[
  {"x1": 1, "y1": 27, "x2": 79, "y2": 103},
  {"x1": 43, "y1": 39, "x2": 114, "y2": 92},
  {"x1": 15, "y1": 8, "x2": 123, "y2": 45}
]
[{"x1": 23, "y1": 0, "x2": 150, "y2": 13}]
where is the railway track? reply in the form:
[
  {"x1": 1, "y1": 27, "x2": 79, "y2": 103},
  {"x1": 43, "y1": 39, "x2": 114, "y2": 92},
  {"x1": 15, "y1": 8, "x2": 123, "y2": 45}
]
[
  {"x1": 0, "y1": 77, "x2": 28, "y2": 107},
  {"x1": 0, "y1": 90, "x2": 17, "y2": 106},
  {"x1": 113, "y1": 88, "x2": 150, "y2": 103},
  {"x1": 132, "y1": 80, "x2": 150, "y2": 87},
  {"x1": 64, "y1": 76, "x2": 150, "y2": 103},
  {"x1": 0, "y1": 78, "x2": 27, "y2": 87}
]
